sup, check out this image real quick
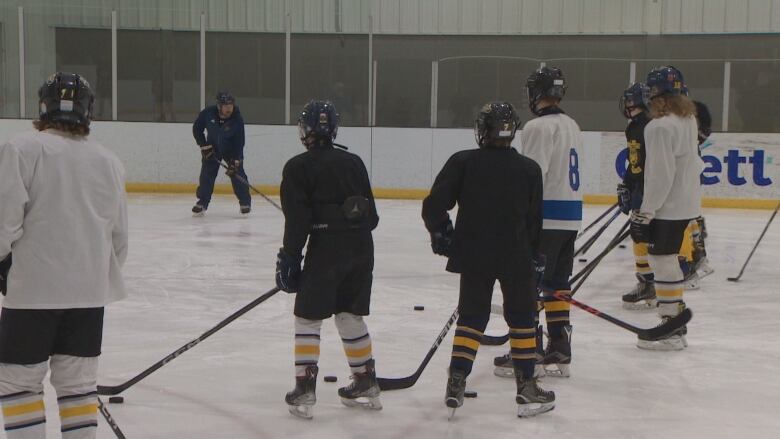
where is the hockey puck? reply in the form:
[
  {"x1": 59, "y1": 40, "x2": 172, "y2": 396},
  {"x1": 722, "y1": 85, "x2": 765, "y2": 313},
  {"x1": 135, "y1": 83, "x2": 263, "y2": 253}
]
[
  {"x1": 578, "y1": 258, "x2": 587, "y2": 263},
  {"x1": 414, "y1": 305, "x2": 425, "y2": 311},
  {"x1": 619, "y1": 244, "x2": 627, "y2": 249},
  {"x1": 323, "y1": 375, "x2": 338, "y2": 383},
  {"x1": 464, "y1": 390, "x2": 478, "y2": 398},
  {"x1": 108, "y1": 396, "x2": 124, "y2": 404}
]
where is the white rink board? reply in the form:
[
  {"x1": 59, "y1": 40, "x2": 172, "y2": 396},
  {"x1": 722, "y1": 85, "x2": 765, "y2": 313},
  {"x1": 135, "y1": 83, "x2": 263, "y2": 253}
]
[{"x1": 1, "y1": 119, "x2": 778, "y2": 200}]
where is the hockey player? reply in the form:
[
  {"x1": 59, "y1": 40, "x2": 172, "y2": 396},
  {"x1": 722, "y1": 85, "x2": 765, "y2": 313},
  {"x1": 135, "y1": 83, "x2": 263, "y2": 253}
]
[
  {"x1": 0, "y1": 73, "x2": 128, "y2": 439},
  {"x1": 690, "y1": 100, "x2": 714, "y2": 279},
  {"x1": 276, "y1": 100, "x2": 381, "y2": 419},
  {"x1": 630, "y1": 66, "x2": 701, "y2": 350},
  {"x1": 423, "y1": 102, "x2": 554, "y2": 419},
  {"x1": 617, "y1": 82, "x2": 657, "y2": 309},
  {"x1": 191, "y1": 91, "x2": 251, "y2": 216},
  {"x1": 494, "y1": 67, "x2": 583, "y2": 379}
]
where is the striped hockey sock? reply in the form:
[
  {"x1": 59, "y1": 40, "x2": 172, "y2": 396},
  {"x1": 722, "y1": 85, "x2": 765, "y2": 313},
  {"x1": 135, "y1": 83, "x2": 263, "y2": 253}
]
[
  {"x1": 634, "y1": 242, "x2": 655, "y2": 282},
  {"x1": 335, "y1": 313, "x2": 373, "y2": 374},
  {"x1": 450, "y1": 325, "x2": 483, "y2": 375},
  {"x1": 509, "y1": 326, "x2": 536, "y2": 379},
  {"x1": 544, "y1": 290, "x2": 572, "y2": 339},
  {"x1": 294, "y1": 317, "x2": 323, "y2": 377},
  {"x1": 1, "y1": 391, "x2": 46, "y2": 438},
  {"x1": 58, "y1": 392, "x2": 98, "y2": 438}
]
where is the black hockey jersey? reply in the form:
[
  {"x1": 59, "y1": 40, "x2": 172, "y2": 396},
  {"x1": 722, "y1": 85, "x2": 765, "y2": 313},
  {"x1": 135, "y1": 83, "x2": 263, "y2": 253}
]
[{"x1": 623, "y1": 112, "x2": 650, "y2": 195}]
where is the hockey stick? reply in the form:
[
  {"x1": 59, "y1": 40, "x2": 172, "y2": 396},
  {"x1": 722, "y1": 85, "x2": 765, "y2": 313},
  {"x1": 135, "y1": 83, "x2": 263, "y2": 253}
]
[
  {"x1": 377, "y1": 308, "x2": 458, "y2": 391},
  {"x1": 554, "y1": 292, "x2": 692, "y2": 340},
  {"x1": 481, "y1": 333, "x2": 508, "y2": 346},
  {"x1": 214, "y1": 158, "x2": 283, "y2": 212},
  {"x1": 98, "y1": 287, "x2": 281, "y2": 395},
  {"x1": 570, "y1": 220, "x2": 631, "y2": 285},
  {"x1": 728, "y1": 201, "x2": 780, "y2": 282},
  {"x1": 577, "y1": 202, "x2": 618, "y2": 240},
  {"x1": 574, "y1": 209, "x2": 621, "y2": 257},
  {"x1": 98, "y1": 397, "x2": 127, "y2": 439}
]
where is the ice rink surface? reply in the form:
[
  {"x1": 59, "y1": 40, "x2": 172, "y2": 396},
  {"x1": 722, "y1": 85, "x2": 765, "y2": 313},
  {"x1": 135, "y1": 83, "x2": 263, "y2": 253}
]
[{"x1": 6, "y1": 195, "x2": 779, "y2": 439}]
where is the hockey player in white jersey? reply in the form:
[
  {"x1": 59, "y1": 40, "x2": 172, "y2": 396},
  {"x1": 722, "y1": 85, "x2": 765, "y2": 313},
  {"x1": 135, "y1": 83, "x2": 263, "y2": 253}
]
[
  {"x1": 494, "y1": 66, "x2": 583, "y2": 379},
  {"x1": 0, "y1": 73, "x2": 128, "y2": 438},
  {"x1": 630, "y1": 66, "x2": 701, "y2": 350}
]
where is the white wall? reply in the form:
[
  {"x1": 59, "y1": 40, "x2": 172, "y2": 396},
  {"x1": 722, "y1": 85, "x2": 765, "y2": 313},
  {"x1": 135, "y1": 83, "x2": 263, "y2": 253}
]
[{"x1": 1, "y1": 119, "x2": 778, "y2": 201}]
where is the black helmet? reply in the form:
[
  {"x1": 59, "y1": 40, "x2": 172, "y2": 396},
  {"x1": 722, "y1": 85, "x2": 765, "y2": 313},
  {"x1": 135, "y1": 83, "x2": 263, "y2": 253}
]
[
  {"x1": 298, "y1": 100, "x2": 339, "y2": 147},
  {"x1": 216, "y1": 91, "x2": 235, "y2": 106},
  {"x1": 619, "y1": 82, "x2": 650, "y2": 119},
  {"x1": 474, "y1": 102, "x2": 520, "y2": 148},
  {"x1": 38, "y1": 72, "x2": 94, "y2": 127},
  {"x1": 526, "y1": 66, "x2": 566, "y2": 116},
  {"x1": 646, "y1": 66, "x2": 686, "y2": 99}
]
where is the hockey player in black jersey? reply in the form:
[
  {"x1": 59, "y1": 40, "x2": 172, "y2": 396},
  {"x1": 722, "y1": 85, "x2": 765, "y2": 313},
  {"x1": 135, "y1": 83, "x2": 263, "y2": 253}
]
[
  {"x1": 422, "y1": 102, "x2": 554, "y2": 419},
  {"x1": 276, "y1": 100, "x2": 381, "y2": 419},
  {"x1": 617, "y1": 82, "x2": 657, "y2": 309}
]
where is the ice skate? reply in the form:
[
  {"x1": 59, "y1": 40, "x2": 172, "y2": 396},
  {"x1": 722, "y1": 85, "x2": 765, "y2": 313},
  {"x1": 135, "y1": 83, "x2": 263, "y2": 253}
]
[
  {"x1": 493, "y1": 326, "x2": 545, "y2": 378},
  {"x1": 637, "y1": 318, "x2": 688, "y2": 351},
  {"x1": 696, "y1": 257, "x2": 715, "y2": 279},
  {"x1": 192, "y1": 204, "x2": 206, "y2": 217},
  {"x1": 516, "y1": 376, "x2": 555, "y2": 417},
  {"x1": 622, "y1": 274, "x2": 656, "y2": 310},
  {"x1": 684, "y1": 270, "x2": 700, "y2": 291},
  {"x1": 445, "y1": 368, "x2": 466, "y2": 420},
  {"x1": 542, "y1": 325, "x2": 571, "y2": 378},
  {"x1": 240, "y1": 205, "x2": 251, "y2": 216},
  {"x1": 338, "y1": 359, "x2": 382, "y2": 411},
  {"x1": 286, "y1": 365, "x2": 318, "y2": 419}
]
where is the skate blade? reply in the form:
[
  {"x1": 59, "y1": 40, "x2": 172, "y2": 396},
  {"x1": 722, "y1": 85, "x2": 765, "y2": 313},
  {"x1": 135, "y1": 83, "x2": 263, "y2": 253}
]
[
  {"x1": 698, "y1": 266, "x2": 715, "y2": 279},
  {"x1": 448, "y1": 407, "x2": 457, "y2": 420},
  {"x1": 517, "y1": 401, "x2": 555, "y2": 418},
  {"x1": 636, "y1": 336, "x2": 687, "y2": 351},
  {"x1": 340, "y1": 396, "x2": 382, "y2": 410},
  {"x1": 542, "y1": 363, "x2": 570, "y2": 378},
  {"x1": 493, "y1": 366, "x2": 516, "y2": 378},
  {"x1": 622, "y1": 300, "x2": 656, "y2": 311},
  {"x1": 192, "y1": 212, "x2": 205, "y2": 218},
  {"x1": 288, "y1": 404, "x2": 314, "y2": 419}
]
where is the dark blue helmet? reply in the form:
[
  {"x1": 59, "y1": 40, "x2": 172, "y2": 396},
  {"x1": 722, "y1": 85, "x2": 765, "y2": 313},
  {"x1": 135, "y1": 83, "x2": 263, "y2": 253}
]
[
  {"x1": 646, "y1": 66, "x2": 685, "y2": 99},
  {"x1": 216, "y1": 91, "x2": 235, "y2": 106},
  {"x1": 474, "y1": 102, "x2": 520, "y2": 147},
  {"x1": 38, "y1": 72, "x2": 94, "y2": 127},
  {"x1": 526, "y1": 66, "x2": 566, "y2": 115},
  {"x1": 619, "y1": 82, "x2": 650, "y2": 119},
  {"x1": 298, "y1": 100, "x2": 339, "y2": 147}
]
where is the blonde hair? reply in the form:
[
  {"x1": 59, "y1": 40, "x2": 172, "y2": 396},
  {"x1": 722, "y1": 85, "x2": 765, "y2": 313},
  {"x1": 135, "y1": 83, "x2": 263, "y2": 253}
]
[
  {"x1": 33, "y1": 119, "x2": 90, "y2": 136},
  {"x1": 650, "y1": 95, "x2": 696, "y2": 119}
]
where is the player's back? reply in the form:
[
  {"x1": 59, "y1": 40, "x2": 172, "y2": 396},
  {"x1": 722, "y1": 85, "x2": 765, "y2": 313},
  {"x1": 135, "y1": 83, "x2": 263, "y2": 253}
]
[
  {"x1": 0, "y1": 128, "x2": 127, "y2": 308},
  {"x1": 520, "y1": 111, "x2": 583, "y2": 231}
]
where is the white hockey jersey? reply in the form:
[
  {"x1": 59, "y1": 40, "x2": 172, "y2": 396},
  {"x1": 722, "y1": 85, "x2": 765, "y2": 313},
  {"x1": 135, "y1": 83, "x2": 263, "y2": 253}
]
[
  {"x1": 520, "y1": 111, "x2": 584, "y2": 231},
  {"x1": 640, "y1": 114, "x2": 703, "y2": 220},
  {"x1": 0, "y1": 129, "x2": 128, "y2": 309}
]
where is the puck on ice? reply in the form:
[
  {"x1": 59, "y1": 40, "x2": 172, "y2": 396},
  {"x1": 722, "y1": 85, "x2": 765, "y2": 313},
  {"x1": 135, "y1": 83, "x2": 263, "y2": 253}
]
[
  {"x1": 108, "y1": 396, "x2": 124, "y2": 404},
  {"x1": 619, "y1": 244, "x2": 627, "y2": 249},
  {"x1": 464, "y1": 390, "x2": 478, "y2": 398},
  {"x1": 324, "y1": 375, "x2": 338, "y2": 383},
  {"x1": 578, "y1": 258, "x2": 587, "y2": 262},
  {"x1": 414, "y1": 305, "x2": 425, "y2": 311}
]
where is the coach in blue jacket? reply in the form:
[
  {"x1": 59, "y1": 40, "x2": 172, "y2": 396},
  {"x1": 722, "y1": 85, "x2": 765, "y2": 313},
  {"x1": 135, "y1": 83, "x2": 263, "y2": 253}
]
[{"x1": 191, "y1": 91, "x2": 251, "y2": 216}]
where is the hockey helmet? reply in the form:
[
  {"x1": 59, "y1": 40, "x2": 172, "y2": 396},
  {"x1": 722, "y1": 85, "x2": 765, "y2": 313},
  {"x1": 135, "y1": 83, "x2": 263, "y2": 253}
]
[
  {"x1": 298, "y1": 100, "x2": 339, "y2": 147},
  {"x1": 646, "y1": 66, "x2": 686, "y2": 99},
  {"x1": 474, "y1": 102, "x2": 520, "y2": 148},
  {"x1": 216, "y1": 91, "x2": 235, "y2": 106},
  {"x1": 526, "y1": 66, "x2": 567, "y2": 115},
  {"x1": 38, "y1": 72, "x2": 94, "y2": 127},
  {"x1": 619, "y1": 82, "x2": 650, "y2": 119}
]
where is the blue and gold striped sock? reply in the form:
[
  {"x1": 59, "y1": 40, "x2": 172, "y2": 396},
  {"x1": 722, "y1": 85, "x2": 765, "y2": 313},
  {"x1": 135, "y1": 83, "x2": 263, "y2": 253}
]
[
  {"x1": 58, "y1": 392, "x2": 98, "y2": 437},
  {"x1": 509, "y1": 326, "x2": 536, "y2": 379},
  {"x1": 544, "y1": 290, "x2": 571, "y2": 339},
  {"x1": 450, "y1": 326, "x2": 483, "y2": 375},
  {"x1": 1, "y1": 391, "x2": 46, "y2": 437}
]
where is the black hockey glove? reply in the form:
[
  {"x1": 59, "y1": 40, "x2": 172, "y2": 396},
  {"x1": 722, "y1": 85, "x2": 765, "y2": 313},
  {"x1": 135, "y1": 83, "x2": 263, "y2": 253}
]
[
  {"x1": 629, "y1": 211, "x2": 653, "y2": 243},
  {"x1": 430, "y1": 219, "x2": 454, "y2": 257},
  {"x1": 200, "y1": 144, "x2": 214, "y2": 161},
  {"x1": 225, "y1": 159, "x2": 242, "y2": 177},
  {"x1": 617, "y1": 183, "x2": 631, "y2": 215},
  {"x1": 275, "y1": 249, "x2": 302, "y2": 294},
  {"x1": 0, "y1": 254, "x2": 11, "y2": 296},
  {"x1": 532, "y1": 254, "x2": 546, "y2": 291}
]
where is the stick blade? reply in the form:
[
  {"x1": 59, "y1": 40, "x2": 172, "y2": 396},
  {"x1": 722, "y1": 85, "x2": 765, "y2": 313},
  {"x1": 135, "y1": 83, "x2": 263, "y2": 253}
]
[
  {"x1": 377, "y1": 377, "x2": 415, "y2": 391},
  {"x1": 727, "y1": 277, "x2": 740, "y2": 282},
  {"x1": 97, "y1": 385, "x2": 123, "y2": 396},
  {"x1": 481, "y1": 334, "x2": 508, "y2": 346},
  {"x1": 642, "y1": 308, "x2": 693, "y2": 340}
]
